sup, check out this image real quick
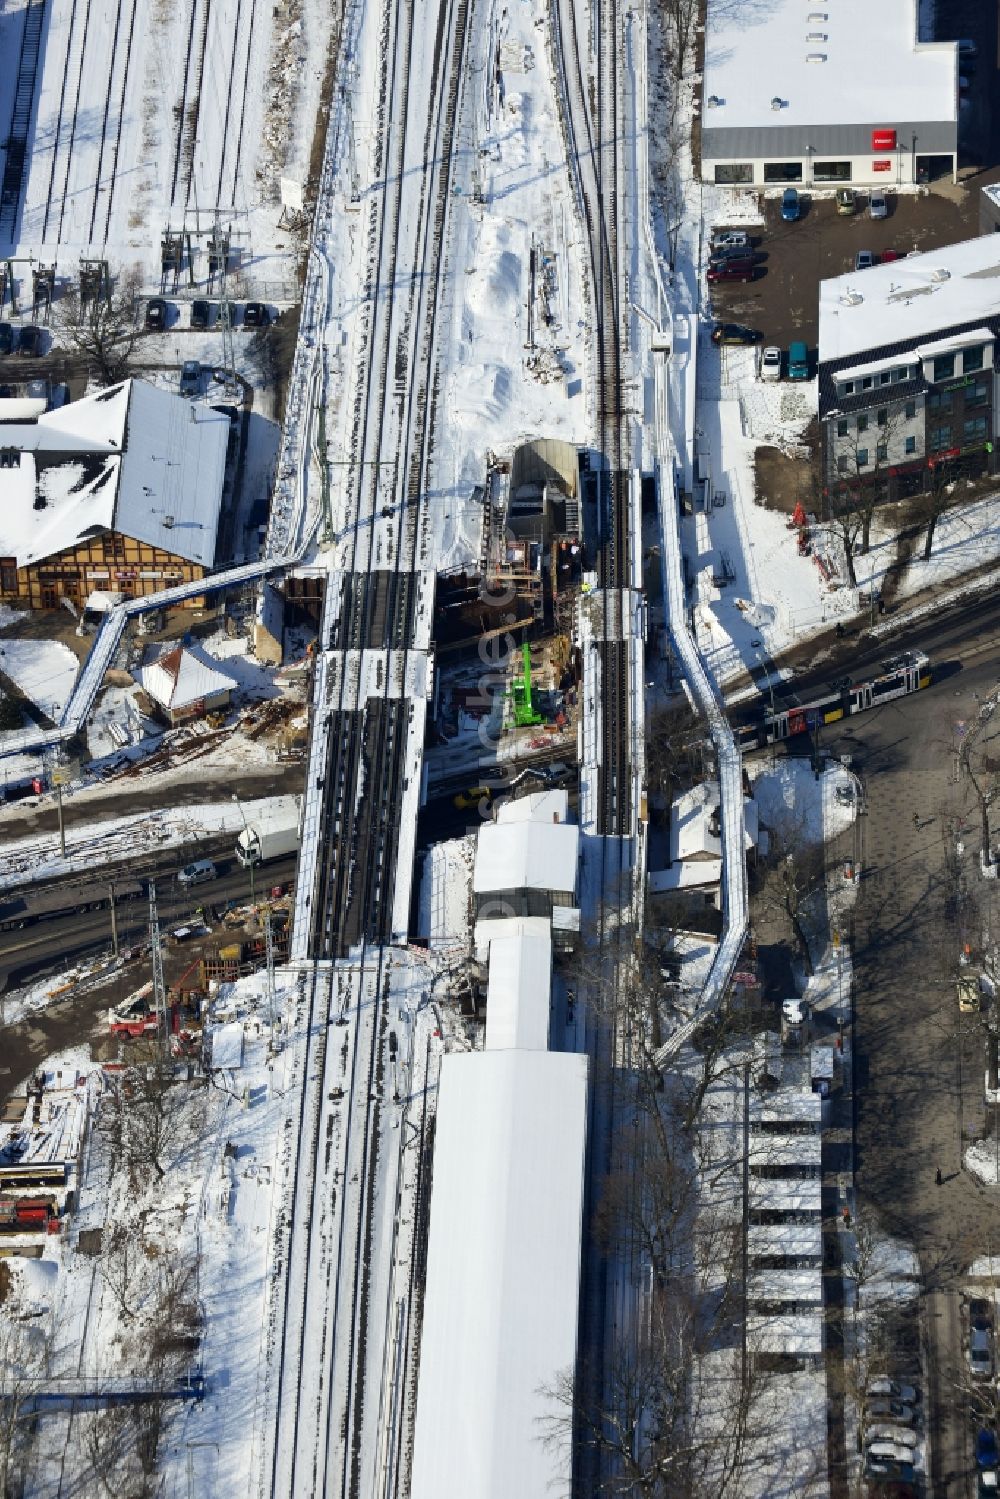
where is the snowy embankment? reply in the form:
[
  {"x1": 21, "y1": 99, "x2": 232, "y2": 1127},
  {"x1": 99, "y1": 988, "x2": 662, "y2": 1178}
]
[
  {"x1": 0, "y1": 795, "x2": 289, "y2": 891},
  {"x1": 1, "y1": 637, "x2": 80, "y2": 719}
]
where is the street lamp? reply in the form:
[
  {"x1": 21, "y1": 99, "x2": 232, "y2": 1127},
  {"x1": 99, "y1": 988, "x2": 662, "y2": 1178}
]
[{"x1": 232, "y1": 793, "x2": 256, "y2": 914}]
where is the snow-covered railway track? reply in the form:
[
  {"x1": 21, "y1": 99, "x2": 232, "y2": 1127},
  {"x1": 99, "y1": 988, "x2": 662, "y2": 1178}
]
[
  {"x1": 169, "y1": 0, "x2": 212, "y2": 211},
  {"x1": 213, "y1": 0, "x2": 260, "y2": 209},
  {"x1": 87, "y1": 0, "x2": 139, "y2": 247},
  {"x1": 41, "y1": 0, "x2": 95, "y2": 244}
]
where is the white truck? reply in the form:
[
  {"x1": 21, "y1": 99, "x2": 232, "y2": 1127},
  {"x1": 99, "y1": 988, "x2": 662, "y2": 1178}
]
[{"x1": 236, "y1": 795, "x2": 302, "y2": 866}]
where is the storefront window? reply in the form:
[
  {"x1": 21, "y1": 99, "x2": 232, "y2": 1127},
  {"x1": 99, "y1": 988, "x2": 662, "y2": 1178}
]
[
  {"x1": 714, "y1": 163, "x2": 753, "y2": 184},
  {"x1": 812, "y1": 161, "x2": 851, "y2": 181},
  {"x1": 763, "y1": 162, "x2": 803, "y2": 183},
  {"x1": 963, "y1": 345, "x2": 985, "y2": 373}
]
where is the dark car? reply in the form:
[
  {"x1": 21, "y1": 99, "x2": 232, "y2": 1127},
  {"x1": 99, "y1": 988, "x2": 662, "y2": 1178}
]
[
  {"x1": 0, "y1": 323, "x2": 12, "y2": 356},
  {"x1": 243, "y1": 301, "x2": 269, "y2": 328},
  {"x1": 190, "y1": 299, "x2": 212, "y2": 330},
  {"x1": 977, "y1": 1429, "x2": 998, "y2": 1470},
  {"x1": 781, "y1": 187, "x2": 800, "y2": 222},
  {"x1": 711, "y1": 322, "x2": 761, "y2": 345},
  {"x1": 145, "y1": 297, "x2": 167, "y2": 330},
  {"x1": 709, "y1": 242, "x2": 756, "y2": 265},
  {"x1": 707, "y1": 257, "x2": 756, "y2": 285},
  {"x1": 17, "y1": 324, "x2": 41, "y2": 356}
]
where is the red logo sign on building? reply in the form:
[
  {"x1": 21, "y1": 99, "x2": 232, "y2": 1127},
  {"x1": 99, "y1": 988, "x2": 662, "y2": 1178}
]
[{"x1": 871, "y1": 129, "x2": 897, "y2": 151}]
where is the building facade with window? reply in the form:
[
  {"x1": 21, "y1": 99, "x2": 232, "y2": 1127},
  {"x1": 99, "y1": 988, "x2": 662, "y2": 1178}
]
[
  {"x1": 701, "y1": 0, "x2": 957, "y2": 191},
  {"x1": 817, "y1": 237, "x2": 1000, "y2": 506}
]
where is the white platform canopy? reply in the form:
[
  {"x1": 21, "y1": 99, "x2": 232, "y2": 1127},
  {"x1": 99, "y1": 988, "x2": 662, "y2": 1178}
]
[{"x1": 410, "y1": 1050, "x2": 589, "y2": 1499}]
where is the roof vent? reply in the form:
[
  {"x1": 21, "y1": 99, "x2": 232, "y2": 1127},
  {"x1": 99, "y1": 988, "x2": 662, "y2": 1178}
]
[
  {"x1": 706, "y1": 94, "x2": 722, "y2": 108},
  {"x1": 930, "y1": 267, "x2": 951, "y2": 283},
  {"x1": 806, "y1": 31, "x2": 827, "y2": 41},
  {"x1": 840, "y1": 291, "x2": 864, "y2": 307},
  {"x1": 770, "y1": 96, "x2": 784, "y2": 111},
  {"x1": 805, "y1": 52, "x2": 827, "y2": 62},
  {"x1": 162, "y1": 514, "x2": 175, "y2": 529},
  {"x1": 807, "y1": 10, "x2": 827, "y2": 17},
  {"x1": 33, "y1": 494, "x2": 46, "y2": 510}
]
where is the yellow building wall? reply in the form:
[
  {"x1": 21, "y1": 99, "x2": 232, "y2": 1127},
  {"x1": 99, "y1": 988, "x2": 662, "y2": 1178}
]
[{"x1": 0, "y1": 532, "x2": 205, "y2": 609}]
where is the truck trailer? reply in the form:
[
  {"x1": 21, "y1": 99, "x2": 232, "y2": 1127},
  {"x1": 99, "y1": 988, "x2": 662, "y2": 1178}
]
[{"x1": 235, "y1": 796, "x2": 303, "y2": 866}]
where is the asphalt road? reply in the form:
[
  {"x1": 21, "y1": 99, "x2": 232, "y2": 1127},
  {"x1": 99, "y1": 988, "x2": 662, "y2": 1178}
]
[
  {"x1": 817, "y1": 645, "x2": 1000, "y2": 1499},
  {"x1": 0, "y1": 852, "x2": 298, "y2": 995}
]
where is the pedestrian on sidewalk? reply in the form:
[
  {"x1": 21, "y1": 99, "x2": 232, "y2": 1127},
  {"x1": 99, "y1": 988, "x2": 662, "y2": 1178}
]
[
  {"x1": 913, "y1": 813, "x2": 920, "y2": 830},
  {"x1": 936, "y1": 1166, "x2": 943, "y2": 1186}
]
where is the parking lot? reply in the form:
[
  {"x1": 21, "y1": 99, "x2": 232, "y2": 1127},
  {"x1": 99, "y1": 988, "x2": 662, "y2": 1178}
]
[{"x1": 708, "y1": 184, "x2": 983, "y2": 354}]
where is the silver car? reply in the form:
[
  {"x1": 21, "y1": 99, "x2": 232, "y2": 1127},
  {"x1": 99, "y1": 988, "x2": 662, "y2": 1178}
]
[{"x1": 869, "y1": 191, "x2": 888, "y2": 220}]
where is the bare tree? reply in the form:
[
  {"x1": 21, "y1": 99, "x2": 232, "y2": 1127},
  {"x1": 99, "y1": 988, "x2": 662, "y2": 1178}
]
[
  {"x1": 916, "y1": 459, "x2": 954, "y2": 562},
  {"x1": 0, "y1": 1313, "x2": 48, "y2": 1495},
  {"x1": 51, "y1": 265, "x2": 144, "y2": 385},
  {"x1": 824, "y1": 412, "x2": 904, "y2": 585},
  {"x1": 662, "y1": 0, "x2": 700, "y2": 81},
  {"x1": 104, "y1": 1060, "x2": 190, "y2": 1186},
  {"x1": 756, "y1": 809, "x2": 828, "y2": 976}
]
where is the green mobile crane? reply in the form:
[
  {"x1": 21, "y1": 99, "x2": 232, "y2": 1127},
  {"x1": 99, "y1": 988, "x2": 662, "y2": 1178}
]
[{"x1": 510, "y1": 641, "x2": 543, "y2": 728}]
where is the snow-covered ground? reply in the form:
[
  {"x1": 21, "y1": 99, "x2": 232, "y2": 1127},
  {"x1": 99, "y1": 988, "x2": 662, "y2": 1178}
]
[
  {"x1": 0, "y1": 793, "x2": 290, "y2": 890},
  {"x1": 0, "y1": 636, "x2": 80, "y2": 720},
  {"x1": 4, "y1": 0, "x2": 333, "y2": 293}
]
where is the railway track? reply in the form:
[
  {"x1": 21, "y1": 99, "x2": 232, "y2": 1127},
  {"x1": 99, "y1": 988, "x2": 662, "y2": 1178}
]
[
  {"x1": 89, "y1": 0, "x2": 139, "y2": 247},
  {"x1": 266, "y1": 0, "x2": 471, "y2": 1490},
  {"x1": 0, "y1": 0, "x2": 46, "y2": 244}
]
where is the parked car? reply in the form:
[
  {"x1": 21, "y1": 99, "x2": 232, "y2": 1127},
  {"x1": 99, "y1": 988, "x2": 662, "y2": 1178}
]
[
  {"x1": 959, "y1": 976, "x2": 980, "y2": 1013},
  {"x1": 707, "y1": 256, "x2": 756, "y2": 284},
  {"x1": 243, "y1": 301, "x2": 269, "y2": 328},
  {"x1": 0, "y1": 323, "x2": 12, "y2": 355},
  {"x1": 977, "y1": 1429, "x2": 999, "y2": 1470},
  {"x1": 761, "y1": 346, "x2": 782, "y2": 381},
  {"x1": 780, "y1": 187, "x2": 800, "y2": 222},
  {"x1": 868, "y1": 1378, "x2": 919, "y2": 1404},
  {"x1": 190, "y1": 299, "x2": 212, "y2": 330},
  {"x1": 970, "y1": 1323, "x2": 993, "y2": 1380},
  {"x1": 710, "y1": 229, "x2": 751, "y2": 252},
  {"x1": 177, "y1": 859, "x2": 217, "y2": 888},
  {"x1": 836, "y1": 188, "x2": 856, "y2": 216},
  {"x1": 17, "y1": 324, "x2": 40, "y2": 356},
  {"x1": 179, "y1": 359, "x2": 201, "y2": 396},
  {"x1": 867, "y1": 1399, "x2": 916, "y2": 1426},
  {"x1": 970, "y1": 1298, "x2": 993, "y2": 1325},
  {"x1": 981, "y1": 1469, "x2": 999, "y2": 1496},
  {"x1": 788, "y1": 341, "x2": 810, "y2": 380},
  {"x1": 711, "y1": 322, "x2": 761, "y2": 345},
  {"x1": 145, "y1": 297, "x2": 167, "y2": 330},
  {"x1": 709, "y1": 243, "x2": 756, "y2": 265},
  {"x1": 25, "y1": 378, "x2": 50, "y2": 406},
  {"x1": 869, "y1": 191, "x2": 889, "y2": 220},
  {"x1": 854, "y1": 250, "x2": 877, "y2": 271},
  {"x1": 880, "y1": 248, "x2": 903, "y2": 264},
  {"x1": 867, "y1": 1424, "x2": 917, "y2": 1449}
]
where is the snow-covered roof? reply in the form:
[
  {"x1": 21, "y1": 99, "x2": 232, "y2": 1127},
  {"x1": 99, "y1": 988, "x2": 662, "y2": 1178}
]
[
  {"x1": 0, "y1": 380, "x2": 228, "y2": 568},
  {"x1": 669, "y1": 782, "x2": 757, "y2": 863},
  {"x1": 474, "y1": 914, "x2": 552, "y2": 963},
  {"x1": 473, "y1": 819, "x2": 579, "y2": 895},
  {"x1": 751, "y1": 1092, "x2": 822, "y2": 1126},
  {"x1": 139, "y1": 646, "x2": 236, "y2": 711},
  {"x1": 819, "y1": 237, "x2": 1000, "y2": 365},
  {"x1": 485, "y1": 928, "x2": 552, "y2": 1050},
  {"x1": 748, "y1": 1222, "x2": 823, "y2": 1259},
  {"x1": 749, "y1": 1268, "x2": 824, "y2": 1302},
  {"x1": 747, "y1": 1312, "x2": 824, "y2": 1356},
  {"x1": 495, "y1": 788, "x2": 569, "y2": 824},
  {"x1": 411, "y1": 1049, "x2": 588, "y2": 1499},
  {"x1": 748, "y1": 1134, "x2": 823, "y2": 1169},
  {"x1": 649, "y1": 859, "x2": 723, "y2": 893},
  {"x1": 915, "y1": 325, "x2": 994, "y2": 360},
  {"x1": 703, "y1": 0, "x2": 956, "y2": 132},
  {"x1": 749, "y1": 1179, "x2": 822, "y2": 1215}
]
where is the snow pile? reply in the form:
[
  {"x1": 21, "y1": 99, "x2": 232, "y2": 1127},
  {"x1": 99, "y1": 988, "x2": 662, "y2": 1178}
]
[
  {"x1": 433, "y1": 0, "x2": 590, "y2": 571},
  {"x1": 0, "y1": 637, "x2": 80, "y2": 719}
]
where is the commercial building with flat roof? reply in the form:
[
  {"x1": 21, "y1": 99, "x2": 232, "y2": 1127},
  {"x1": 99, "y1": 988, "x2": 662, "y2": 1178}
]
[{"x1": 701, "y1": 0, "x2": 957, "y2": 190}]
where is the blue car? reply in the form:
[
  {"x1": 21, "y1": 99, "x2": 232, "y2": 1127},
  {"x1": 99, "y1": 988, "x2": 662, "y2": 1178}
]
[
  {"x1": 977, "y1": 1427, "x2": 998, "y2": 1470},
  {"x1": 781, "y1": 187, "x2": 800, "y2": 222}
]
